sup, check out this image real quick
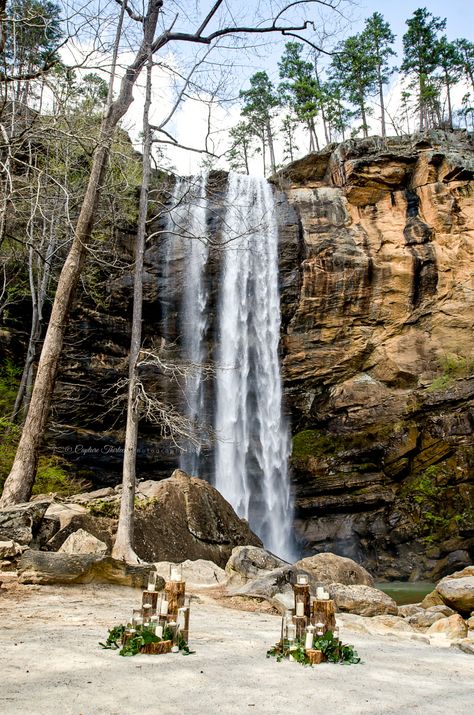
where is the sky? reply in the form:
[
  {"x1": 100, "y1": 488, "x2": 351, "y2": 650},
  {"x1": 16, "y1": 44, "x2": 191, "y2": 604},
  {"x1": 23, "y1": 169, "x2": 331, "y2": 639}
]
[{"x1": 66, "y1": 1, "x2": 474, "y2": 175}]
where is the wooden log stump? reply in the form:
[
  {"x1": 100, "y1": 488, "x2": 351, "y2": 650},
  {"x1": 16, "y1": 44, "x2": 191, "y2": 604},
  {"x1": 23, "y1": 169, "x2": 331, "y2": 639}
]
[
  {"x1": 293, "y1": 584, "x2": 311, "y2": 618},
  {"x1": 292, "y1": 615, "x2": 307, "y2": 641},
  {"x1": 306, "y1": 649, "x2": 326, "y2": 665},
  {"x1": 312, "y1": 599, "x2": 336, "y2": 633},
  {"x1": 140, "y1": 640, "x2": 172, "y2": 655},
  {"x1": 164, "y1": 580, "x2": 185, "y2": 616}
]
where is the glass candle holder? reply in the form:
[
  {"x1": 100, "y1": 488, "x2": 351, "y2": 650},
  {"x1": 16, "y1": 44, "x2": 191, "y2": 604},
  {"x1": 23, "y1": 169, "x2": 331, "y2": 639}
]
[
  {"x1": 131, "y1": 609, "x2": 142, "y2": 628},
  {"x1": 315, "y1": 621, "x2": 325, "y2": 637},
  {"x1": 170, "y1": 563, "x2": 183, "y2": 582},
  {"x1": 296, "y1": 573, "x2": 309, "y2": 586},
  {"x1": 147, "y1": 572, "x2": 157, "y2": 592},
  {"x1": 286, "y1": 622, "x2": 297, "y2": 643},
  {"x1": 304, "y1": 624, "x2": 315, "y2": 650}
]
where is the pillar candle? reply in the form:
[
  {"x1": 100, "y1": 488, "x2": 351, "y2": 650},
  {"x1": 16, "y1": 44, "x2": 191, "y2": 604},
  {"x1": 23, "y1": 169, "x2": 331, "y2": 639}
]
[{"x1": 296, "y1": 601, "x2": 305, "y2": 617}]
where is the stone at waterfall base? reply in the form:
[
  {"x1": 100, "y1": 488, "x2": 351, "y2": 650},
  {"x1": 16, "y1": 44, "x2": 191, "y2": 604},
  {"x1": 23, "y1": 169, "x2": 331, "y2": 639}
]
[{"x1": 17, "y1": 549, "x2": 162, "y2": 588}]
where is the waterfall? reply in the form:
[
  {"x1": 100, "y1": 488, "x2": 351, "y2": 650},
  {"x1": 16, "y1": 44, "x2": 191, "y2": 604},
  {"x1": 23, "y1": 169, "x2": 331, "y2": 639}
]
[
  {"x1": 214, "y1": 174, "x2": 294, "y2": 561},
  {"x1": 177, "y1": 175, "x2": 209, "y2": 475}
]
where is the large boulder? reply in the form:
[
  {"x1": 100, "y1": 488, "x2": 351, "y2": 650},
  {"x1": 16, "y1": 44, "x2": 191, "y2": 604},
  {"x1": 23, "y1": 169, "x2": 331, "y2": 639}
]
[
  {"x1": 132, "y1": 470, "x2": 262, "y2": 567},
  {"x1": 408, "y1": 611, "x2": 446, "y2": 629},
  {"x1": 294, "y1": 553, "x2": 374, "y2": 586},
  {"x1": 225, "y1": 546, "x2": 288, "y2": 584},
  {"x1": 18, "y1": 549, "x2": 163, "y2": 588},
  {"x1": 43, "y1": 508, "x2": 115, "y2": 553},
  {"x1": 427, "y1": 614, "x2": 468, "y2": 640},
  {"x1": 328, "y1": 584, "x2": 398, "y2": 616},
  {"x1": 58, "y1": 529, "x2": 108, "y2": 556},
  {"x1": 154, "y1": 559, "x2": 227, "y2": 587},
  {"x1": 230, "y1": 566, "x2": 312, "y2": 611},
  {"x1": 436, "y1": 567, "x2": 474, "y2": 614},
  {"x1": 0, "y1": 501, "x2": 51, "y2": 544},
  {"x1": 421, "y1": 590, "x2": 445, "y2": 608}
]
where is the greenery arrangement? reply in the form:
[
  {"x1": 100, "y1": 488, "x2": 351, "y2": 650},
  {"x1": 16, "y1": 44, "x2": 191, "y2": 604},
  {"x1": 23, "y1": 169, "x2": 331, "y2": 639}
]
[
  {"x1": 267, "y1": 630, "x2": 361, "y2": 666},
  {"x1": 100, "y1": 623, "x2": 191, "y2": 657}
]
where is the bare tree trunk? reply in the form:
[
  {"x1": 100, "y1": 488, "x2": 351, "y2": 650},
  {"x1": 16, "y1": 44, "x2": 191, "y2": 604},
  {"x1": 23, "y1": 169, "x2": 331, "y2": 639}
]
[
  {"x1": 360, "y1": 102, "x2": 369, "y2": 138},
  {"x1": 378, "y1": 67, "x2": 386, "y2": 138},
  {"x1": 266, "y1": 119, "x2": 276, "y2": 174},
  {"x1": 445, "y1": 72, "x2": 453, "y2": 129},
  {"x1": 0, "y1": 1, "x2": 162, "y2": 506},
  {"x1": 112, "y1": 49, "x2": 153, "y2": 564}
]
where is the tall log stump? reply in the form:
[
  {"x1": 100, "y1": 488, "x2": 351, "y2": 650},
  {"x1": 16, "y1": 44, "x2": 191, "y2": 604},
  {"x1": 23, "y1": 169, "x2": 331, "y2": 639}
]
[
  {"x1": 164, "y1": 580, "x2": 185, "y2": 616},
  {"x1": 312, "y1": 599, "x2": 336, "y2": 633}
]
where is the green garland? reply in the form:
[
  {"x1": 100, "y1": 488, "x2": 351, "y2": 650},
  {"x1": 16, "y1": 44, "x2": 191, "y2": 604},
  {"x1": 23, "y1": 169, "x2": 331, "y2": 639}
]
[
  {"x1": 100, "y1": 624, "x2": 192, "y2": 657},
  {"x1": 267, "y1": 630, "x2": 361, "y2": 666}
]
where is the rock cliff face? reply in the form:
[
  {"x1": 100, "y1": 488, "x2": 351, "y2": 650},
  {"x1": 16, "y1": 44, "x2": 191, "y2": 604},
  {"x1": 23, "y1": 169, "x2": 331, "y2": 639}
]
[
  {"x1": 2, "y1": 132, "x2": 473, "y2": 580},
  {"x1": 273, "y1": 131, "x2": 474, "y2": 580}
]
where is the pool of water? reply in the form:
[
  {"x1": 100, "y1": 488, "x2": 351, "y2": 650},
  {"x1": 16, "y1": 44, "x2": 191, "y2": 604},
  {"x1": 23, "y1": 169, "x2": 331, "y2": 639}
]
[{"x1": 375, "y1": 581, "x2": 435, "y2": 605}]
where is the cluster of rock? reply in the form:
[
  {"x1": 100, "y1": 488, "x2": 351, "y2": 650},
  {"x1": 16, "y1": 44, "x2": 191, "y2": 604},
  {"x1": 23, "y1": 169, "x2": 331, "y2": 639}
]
[
  {"x1": 1, "y1": 469, "x2": 473, "y2": 656},
  {"x1": 0, "y1": 470, "x2": 261, "y2": 586}
]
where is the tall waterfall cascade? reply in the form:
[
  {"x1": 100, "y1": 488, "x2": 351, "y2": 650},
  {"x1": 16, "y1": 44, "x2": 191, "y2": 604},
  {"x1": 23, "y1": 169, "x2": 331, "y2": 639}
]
[{"x1": 162, "y1": 172, "x2": 294, "y2": 560}]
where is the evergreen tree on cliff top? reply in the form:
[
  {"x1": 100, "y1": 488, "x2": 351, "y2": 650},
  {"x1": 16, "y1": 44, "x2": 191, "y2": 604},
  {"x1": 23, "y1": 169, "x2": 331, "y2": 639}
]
[
  {"x1": 361, "y1": 12, "x2": 395, "y2": 138},
  {"x1": 401, "y1": 7, "x2": 446, "y2": 130}
]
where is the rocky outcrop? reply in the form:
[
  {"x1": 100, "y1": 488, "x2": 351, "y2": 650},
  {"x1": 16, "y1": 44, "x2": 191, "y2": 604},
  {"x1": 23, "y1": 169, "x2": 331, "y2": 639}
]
[
  {"x1": 225, "y1": 546, "x2": 288, "y2": 584},
  {"x1": 132, "y1": 470, "x2": 262, "y2": 567},
  {"x1": 294, "y1": 552, "x2": 374, "y2": 586},
  {"x1": 18, "y1": 550, "x2": 161, "y2": 588},
  {"x1": 273, "y1": 131, "x2": 474, "y2": 579},
  {"x1": 0, "y1": 501, "x2": 51, "y2": 544}
]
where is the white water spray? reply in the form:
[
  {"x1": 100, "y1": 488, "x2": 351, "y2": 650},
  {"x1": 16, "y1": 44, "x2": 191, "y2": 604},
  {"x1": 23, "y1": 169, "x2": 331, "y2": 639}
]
[
  {"x1": 177, "y1": 175, "x2": 209, "y2": 474},
  {"x1": 214, "y1": 174, "x2": 294, "y2": 560}
]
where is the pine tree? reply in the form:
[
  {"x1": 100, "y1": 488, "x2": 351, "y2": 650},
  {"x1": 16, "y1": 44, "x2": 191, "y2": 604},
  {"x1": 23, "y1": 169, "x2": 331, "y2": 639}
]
[
  {"x1": 278, "y1": 41, "x2": 320, "y2": 151},
  {"x1": 240, "y1": 71, "x2": 279, "y2": 174},
  {"x1": 436, "y1": 37, "x2": 463, "y2": 128},
  {"x1": 228, "y1": 120, "x2": 253, "y2": 174},
  {"x1": 330, "y1": 33, "x2": 377, "y2": 138},
  {"x1": 281, "y1": 115, "x2": 299, "y2": 163},
  {"x1": 361, "y1": 12, "x2": 395, "y2": 138},
  {"x1": 401, "y1": 8, "x2": 446, "y2": 130},
  {"x1": 455, "y1": 38, "x2": 474, "y2": 92}
]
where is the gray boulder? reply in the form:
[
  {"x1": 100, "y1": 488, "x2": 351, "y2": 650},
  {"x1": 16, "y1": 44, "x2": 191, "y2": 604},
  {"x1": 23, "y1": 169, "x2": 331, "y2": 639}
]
[
  {"x1": 327, "y1": 583, "x2": 398, "y2": 616},
  {"x1": 58, "y1": 529, "x2": 108, "y2": 555},
  {"x1": 18, "y1": 549, "x2": 162, "y2": 588},
  {"x1": 154, "y1": 559, "x2": 227, "y2": 587},
  {"x1": 398, "y1": 604, "x2": 424, "y2": 618},
  {"x1": 225, "y1": 546, "x2": 288, "y2": 584},
  {"x1": 0, "y1": 501, "x2": 51, "y2": 544},
  {"x1": 294, "y1": 552, "x2": 374, "y2": 587},
  {"x1": 132, "y1": 470, "x2": 262, "y2": 567},
  {"x1": 436, "y1": 567, "x2": 474, "y2": 614},
  {"x1": 230, "y1": 565, "x2": 310, "y2": 611},
  {"x1": 408, "y1": 611, "x2": 446, "y2": 629},
  {"x1": 427, "y1": 614, "x2": 468, "y2": 640}
]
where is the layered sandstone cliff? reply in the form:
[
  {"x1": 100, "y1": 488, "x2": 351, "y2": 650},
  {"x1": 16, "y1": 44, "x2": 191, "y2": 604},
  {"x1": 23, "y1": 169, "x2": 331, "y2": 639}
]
[
  {"x1": 273, "y1": 131, "x2": 474, "y2": 580},
  {"x1": 2, "y1": 131, "x2": 473, "y2": 580}
]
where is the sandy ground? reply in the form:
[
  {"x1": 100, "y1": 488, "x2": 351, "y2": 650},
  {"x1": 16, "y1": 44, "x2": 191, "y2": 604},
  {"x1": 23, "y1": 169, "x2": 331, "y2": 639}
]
[{"x1": 1, "y1": 579, "x2": 473, "y2": 715}]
